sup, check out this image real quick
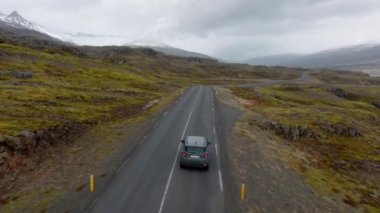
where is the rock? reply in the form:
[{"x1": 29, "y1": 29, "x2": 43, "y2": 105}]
[
  {"x1": 5, "y1": 136, "x2": 23, "y2": 151},
  {"x1": 291, "y1": 127, "x2": 300, "y2": 140},
  {"x1": 348, "y1": 127, "x2": 361, "y2": 137},
  {"x1": 11, "y1": 71, "x2": 33, "y2": 78},
  {"x1": 18, "y1": 130, "x2": 35, "y2": 139},
  {"x1": 334, "y1": 124, "x2": 345, "y2": 135},
  {"x1": 320, "y1": 122, "x2": 361, "y2": 137},
  {"x1": 0, "y1": 151, "x2": 9, "y2": 165},
  {"x1": 372, "y1": 102, "x2": 380, "y2": 109},
  {"x1": 0, "y1": 133, "x2": 5, "y2": 145},
  {"x1": 36, "y1": 130, "x2": 44, "y2": 138},
  {"x1": 38, "y1": 140, "x2": 50, "y2": 149},
  {"x1": 329, "y1": 87, "x2": 349, "y2": 98},
  {"x1": 0, "y1": 70, "x2": 33, "y2": 78},
  {"x1": 142, "y1": 99, "x2": 159, "y2": 111},
  {"x1": 18, "y1": 130, "x2": 37, "y2": 153}
]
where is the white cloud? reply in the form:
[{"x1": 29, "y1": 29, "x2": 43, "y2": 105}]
[{"x1": 1, "y1": 0, "x2": 380, "y2": 59}]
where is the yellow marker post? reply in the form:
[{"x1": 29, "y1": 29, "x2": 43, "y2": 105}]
[
  {"x1": 90, "y1": 175, "x2": 94, "y2": 192},
  {"x1": 240, "y1": 184, "x2": 245, "y2": 201}
]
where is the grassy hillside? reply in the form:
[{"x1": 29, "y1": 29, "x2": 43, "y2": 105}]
[
  {"x1": 0, "y1": 43, "x2": 176, "y2": 136},
  {"x1": 229, "y1": 82, "x2": 380, "y2": 211},
  {"x1": 0, "y1": 41, "x2": 307, "y2": 211},
  {"x1": 0, "y1": 42, "x2": 306, "y2": 137}
]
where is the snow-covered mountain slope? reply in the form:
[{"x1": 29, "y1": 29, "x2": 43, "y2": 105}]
[
  {"x1": 125, "y1": 40, "x2": 212, "y2": 59},
  {"x1": 0, "y1": 12, "x2": 6, "y2": 20},
  {"x1": 2, "y1": 11, "x2": 38, "y2": 30},
  {"x1": 0, "y1": 10, "x2": 61, "y2": 40}
]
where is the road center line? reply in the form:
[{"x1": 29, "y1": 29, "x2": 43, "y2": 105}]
[
  {"x1": 218, "y1": 170, "x2": 224, "y2": 192},
  {"x1": 212, "y1": 89, "x2": 223, "y2": 193},
  {"x1": 158, "y1": 90, "x2": 199, "y2": 213},
  {"x1": 215, "y1": 143, "x2": 219, "y2": 159}
]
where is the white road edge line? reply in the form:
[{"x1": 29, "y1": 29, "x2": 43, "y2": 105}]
[
  {"x1": 116, "y1": 157, "x2": 130, "y2": 174},
  {"x1": 139, "y1": 135, "x2": 148, "y2": 145},
  {"x1": 86, "y1": 197, "x2": 98, "y2": 212},
  {"x1": 158, "y1": 92, "x2": 199, "y2": 213},
  {"x1": 218, "y1": 170, "x2": 224, "y2": 192}
]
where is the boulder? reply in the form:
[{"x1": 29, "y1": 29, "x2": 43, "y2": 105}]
[
  {"x1": 0, "y1": 133, "x2": 5, "y2": 145},
  {"x1": 320, "y1": 122, "x2": 361, "y2": 137},
  {"x1": 372, "y1": 102, "x2": 380, "y2": 109},
  {"x1": 11, "y1": 71, "x2": 33, "y2": 78},
  {"x1": 329, "y1": 87, "x2": 349, "y2": 98},
  {"x1": 0, "y1": 151, "x2": 9, "y2": 165},
  {"x1": 0, "y1": 70, "x2": 33, "y2": 78},
  {"x1": 5, "y1": 136, "x2": 23, "y2": 151},
  {"x1": 18, "y1": 130, "x2": 37, "y2": 153},
  {"x1": 290, "y1": 127, "x2": 300, "y2": 140}
]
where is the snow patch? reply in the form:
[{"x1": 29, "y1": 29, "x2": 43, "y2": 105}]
[{"x1": 0, "y1": 10, "x2": 61, "y2": 40}]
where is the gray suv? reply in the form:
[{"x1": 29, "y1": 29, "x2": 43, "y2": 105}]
[{"x1": 180, "y1": 136, "x2": 210, "y2": 170}]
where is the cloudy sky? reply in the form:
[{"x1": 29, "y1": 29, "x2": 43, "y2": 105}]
[{"x1": 2, "y1": 0, "x2": 380, "y2": 60}]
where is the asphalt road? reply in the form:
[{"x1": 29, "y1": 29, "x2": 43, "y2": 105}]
[{"x1": 90, "y1": 86, "x2": 237, "y2": 213}]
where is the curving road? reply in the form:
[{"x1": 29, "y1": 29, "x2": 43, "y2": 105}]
[{"x1": 89, "y1": 86, "x2": 238, "y2": 213}]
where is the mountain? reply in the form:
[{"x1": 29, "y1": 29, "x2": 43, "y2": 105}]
[
  {"x1": 0, "y1": 10, "x2": 60, "y2": 40},
  {"x1": 0, "y1": 11, "x2": 84, "y2": 56},
  {"x1": 244, "y1": 54, "x2": 301, "y2": 66},
  {"x1": 125, "y1": 41, "x2": 213, "y2": 59},
  {"x1": 245, "y1": 44, "x2": 380, "y2": 76},
  {"x1": 0, "y1": 12, "x2": 6, "y2": 20}
]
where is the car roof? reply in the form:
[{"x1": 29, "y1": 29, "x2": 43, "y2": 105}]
[{"x1": 185, "y1": 136, "x2": 207, "y2": 147}]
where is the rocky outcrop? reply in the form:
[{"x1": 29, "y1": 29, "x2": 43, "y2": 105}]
[
  {"x1": 0, "y1": 147, "x2": 9, "y2": 166},
  {"x1": 329, "y1": 87, "x2": 349, "y2": 98},
  {"x1": 320, "y1": 122, "x2": 361, "y2": 137},
  {"x1": 0, "y1": 70, "x2": 33, "y2": 78},
  {"x1": 0, "y1": 122, "x2": 88, "y2": 176},
  {"x1": 267, "y1": 122, "x2": 317, "y2": 140},
  {"x1": 249, "y1": 118, "x2": 318, "y2": 140}
]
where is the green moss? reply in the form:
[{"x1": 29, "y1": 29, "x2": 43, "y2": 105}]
[
  {"x1": 0, "y1": 43, "x2": 175, "y2": 136},
  {"x1": 230, "y1": 83, "x2": 380, "y2": 210}
]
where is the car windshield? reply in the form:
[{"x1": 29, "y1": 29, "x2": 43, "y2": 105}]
[{"x1": 185, "y1": 146, "x2": 206, "y2": 154}]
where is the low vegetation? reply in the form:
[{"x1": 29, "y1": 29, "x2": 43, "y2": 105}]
[
  {"x1": 229, "y1": 80, "x2": 380, "y2": 211},
  {"x1": 0, "y1": 41, "x2": 307, "y2": 210}
]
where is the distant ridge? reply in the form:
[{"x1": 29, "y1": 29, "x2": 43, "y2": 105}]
[
  {"x1": 125, "y1": 40, "x2": 213, "y2": 59},
  {"x1": 244, "y1": 44, "x2": 380, "y2": 76}
]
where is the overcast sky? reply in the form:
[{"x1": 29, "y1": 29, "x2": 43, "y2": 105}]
[{"x1": 2, "y1": 0, "x2": 380, "y2": 60}]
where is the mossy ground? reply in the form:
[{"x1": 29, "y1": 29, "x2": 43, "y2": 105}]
[
  {"x1": 0, "y1": 43, "x2": 307, "y2": 136},
  {"x1": 230, "y1": 82, "x2": 380, "y2": 211},
  {"x1": 0, "y1": 43, "x2": 177, "y2": 136}
]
